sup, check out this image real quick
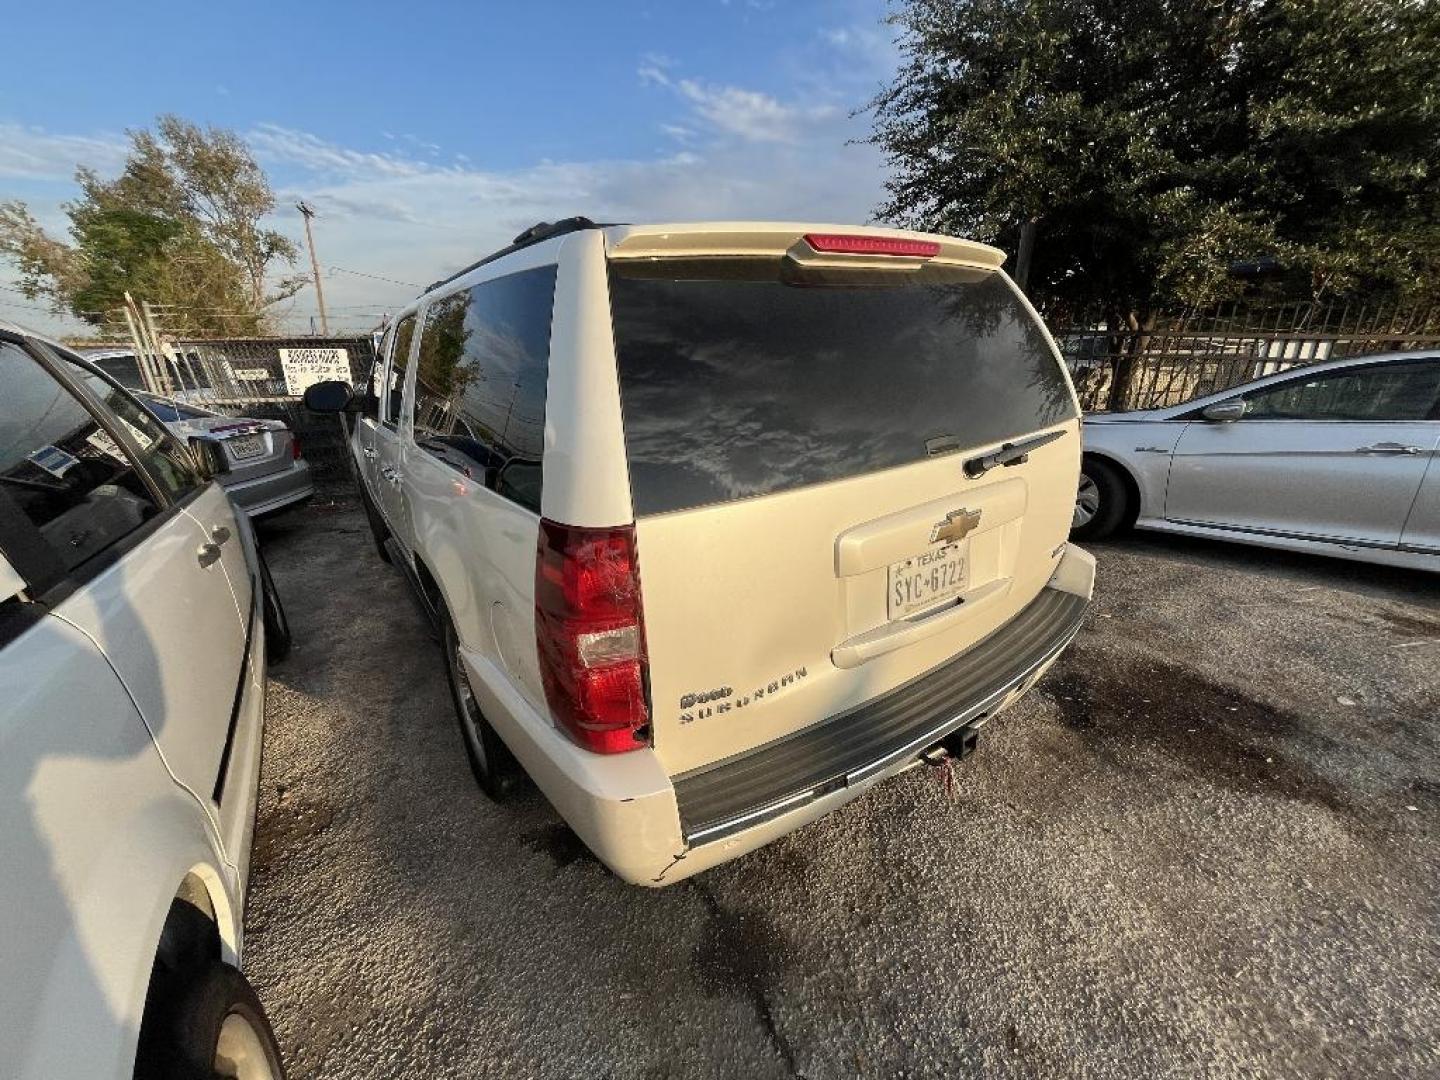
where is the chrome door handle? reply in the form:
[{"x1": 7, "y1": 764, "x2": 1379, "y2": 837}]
[
  {"x1": 197, "y1": 542, "x2": 223, "y2": 567},
  {"x1": 1355, "y1": 443, "x2": 1424, "y2": 455},
  {"x1": 210, "y1": 525, "x2": 231, "y2": 545},
  {"x1": 380, "y1": 466, "x2": 401, "y2": 485},
  {"x1": 362, "y1": 445, "x2": 377, "y2": 459}
]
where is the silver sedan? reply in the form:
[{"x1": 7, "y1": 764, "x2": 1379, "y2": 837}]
[
  {"x1": 138, "y1": 393, "x2": 314, "y2": 517},
  {"x1": 1072, "y1": 351, "x2": 1440, "y2": 571}
]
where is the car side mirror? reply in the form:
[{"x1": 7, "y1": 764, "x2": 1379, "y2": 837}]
[
  {"x1": 1201, "y1": 400, "x2": 1247, "y2": 422},
  {"x1": 302, "y1": 380, "x2": 355, "y2": 413}
]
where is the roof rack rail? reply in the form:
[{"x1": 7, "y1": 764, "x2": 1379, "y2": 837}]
[{"x1": 424, "y1": 216, "x2": 614, "y2": 294}]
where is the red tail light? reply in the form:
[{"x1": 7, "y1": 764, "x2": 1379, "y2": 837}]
[
  {"x1": 291, "y1": 433, "x2": 303, "y2": 460},
  {"x1": 535, "y1": 520, "x2": 649, "y2": 754},
  {"x1": 803, "y1": 233, "x2": 941, "y2": 258}
]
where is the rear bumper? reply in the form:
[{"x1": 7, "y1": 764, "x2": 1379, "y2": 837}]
[
  {"x1": 474, "y1": 544, "x2": 1094, "y2": 886},
  {"x1": 674, "y1": 577, "x2": 1089, "y2": 845},
  {"x1": 221, "y1": 459, "x2": 314, "y2": 517}
]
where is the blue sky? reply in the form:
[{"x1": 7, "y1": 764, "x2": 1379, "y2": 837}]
[{"x1": 0, "y1": 0, "x2": 899, "y2": 337}]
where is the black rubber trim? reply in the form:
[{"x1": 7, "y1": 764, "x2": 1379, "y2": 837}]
[
  {"x1": 673, "y1": 585, "x2": 1088, "y2": 843},
  {"x1": 212, "y1": 574, "x2": 258, "y2": 804}
]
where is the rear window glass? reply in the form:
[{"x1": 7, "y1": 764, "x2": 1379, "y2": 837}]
[{"x1": 608, "y1": 259, "x2": 1076, "y2": 515}]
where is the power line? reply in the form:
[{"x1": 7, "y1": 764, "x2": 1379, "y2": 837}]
[{"x1": 325, "y1": 265, "x2": 422, "y2": 289}]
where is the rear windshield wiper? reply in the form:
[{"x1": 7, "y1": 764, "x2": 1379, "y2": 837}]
[{"x1": 959, "y1": 428, "x2": 1066, "y2": 478}]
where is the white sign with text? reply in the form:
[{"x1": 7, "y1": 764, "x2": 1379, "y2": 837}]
[{"x1": 279, "y1": 348, "x2": 351, "y2": 396}]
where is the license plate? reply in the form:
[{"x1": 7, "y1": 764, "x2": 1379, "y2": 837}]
[
  {"x1": 888, "y1": 542, "x2": 969, "y2": 620},
  {"x1": 226, "y1": 434, "x2": 266, "y2": 461}
]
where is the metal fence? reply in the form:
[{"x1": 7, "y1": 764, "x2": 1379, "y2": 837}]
[{"x1": 1056, "y1": 301, "x2": 1440, "y2": 411}]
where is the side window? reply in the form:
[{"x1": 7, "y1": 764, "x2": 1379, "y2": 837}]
[
  {"x1": 1243, "y1": 362, "x2": 1440, "y2": 421},
  {"x1": 410, "y1": 266, "x2": 557, "y2": 513},
  {"x1": 0, "y1": 341, "x2": 166, "y2": 590},
  {"x1": 384, "y1": 315, "x2": 416, "y2": 427},
  {"x1": 52, "y1": 350, "x2": 201, "y2": 502}
]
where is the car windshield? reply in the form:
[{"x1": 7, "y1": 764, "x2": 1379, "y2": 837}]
[{"x1": 607, "y1": 257, "x2": 1077, "y2": 515}]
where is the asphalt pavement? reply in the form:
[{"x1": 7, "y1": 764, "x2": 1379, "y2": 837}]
[{"x1": 246, "y1": 497, "x2": 1440, "y2": 1079}]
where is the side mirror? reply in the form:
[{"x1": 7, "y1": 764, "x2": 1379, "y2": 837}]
[
  {"x1": 302, "y1": 380, "x2": 354, "y2": 414},
  {"x1": 1201, "y1": 399, "x2": 1247, "y2": 423}
]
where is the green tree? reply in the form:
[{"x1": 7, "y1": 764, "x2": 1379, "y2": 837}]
[
  {"x1": 869, "y1": 0, "x2": 1440, "y2": 324},
  {"x1": 0, "y1": 115, "x2": 304, "y2": 335}
]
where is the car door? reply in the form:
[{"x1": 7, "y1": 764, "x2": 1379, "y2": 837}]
[
  {"x1": 1164, "y1": 360, "x2": 1440, "y2": 547},
  {"x1": 0, "y1": 336, "x2": 250, "y2": 819},
  {"x1": 373, "y1": 312, "x2": 418, "y2": 554}
]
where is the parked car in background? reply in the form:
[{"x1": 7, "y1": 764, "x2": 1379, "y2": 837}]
[
  {"x1": 135, "y1": 392, "x2": 314, "y2": 518},
  {"x1": 0, "y1": 321, "x2": 290, "y2": 1077},
  {"x1": 306, "y1": 218, "x2": 1094, "y2": 886},
  {"x1": 1073, "y1": 351, "x2": 1440, "y2": 571},
  {"x1": 81, "y1": 346, "x2": 213, "y2": 398}
]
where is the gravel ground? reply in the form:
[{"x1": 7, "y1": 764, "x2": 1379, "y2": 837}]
[{"x1": 246, "y1": 497, "x2": 1440, "y2": 1079}]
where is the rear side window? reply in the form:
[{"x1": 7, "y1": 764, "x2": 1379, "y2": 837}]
[
  {"x1": 608, "y1": 260, "x2": 1076, "y2": 515},
  {"x1": 410, "y1": 265, "x2": 557, "y2": 513},
  {"x1": 384, "y1": 315, "x2": 416, "y2": 426},
  {"x1": 0, "y1": 342, "x2": 167, "y2": 584}
]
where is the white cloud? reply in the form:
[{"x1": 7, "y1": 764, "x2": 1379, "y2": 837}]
[
  {"x1": 1, "y1": 25, "x2": 899, "y2": 338},
  {"x1": 638, "y1": 61, "x2": 838, "y2": 145},
  {"x1": 0, "y1": 123, "x2": 128, "y2": 181},
  {"x1": 247, "y1": 123, "x2": 431, "y2": 179},
  {"x1": 672, "y1": 78, "x2": 836, "y2": 143}
]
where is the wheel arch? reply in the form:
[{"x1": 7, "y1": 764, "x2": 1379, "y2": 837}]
[{"x1": 1082, "y1": 449, "x2": 1144, "y2": 528}]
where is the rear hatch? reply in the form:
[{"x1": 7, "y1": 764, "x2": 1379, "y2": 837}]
[{"x1": 605, "y1": 227, "x2": 1080, "y2": 777}]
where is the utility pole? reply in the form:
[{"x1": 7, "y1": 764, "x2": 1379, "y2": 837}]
[{"x1": 296, "y1": 201, "x2": 329, "y2": 336}]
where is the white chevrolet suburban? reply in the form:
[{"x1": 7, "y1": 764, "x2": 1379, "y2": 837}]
[
  {"x1": 305, "y1": 220, "x2": 1094, "y2": 886},
  {"x1": 0, "y1": 323, "x2": 288, "y2": 1078}
]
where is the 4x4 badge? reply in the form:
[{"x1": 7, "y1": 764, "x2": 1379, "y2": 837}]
[{"x1": 931, "y1": 507, "x2": 982, "y2": 544}]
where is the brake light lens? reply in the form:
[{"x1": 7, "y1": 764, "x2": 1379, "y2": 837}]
[
  {"x1": 535, "y1": 520, "x2": 649, "y2": 754},
  {"x1": 803, "y1": 233, "x2": 941, "y2": 258},
  {"x1": 291, "y1": 433, "x2": 303, "y2": 460}
]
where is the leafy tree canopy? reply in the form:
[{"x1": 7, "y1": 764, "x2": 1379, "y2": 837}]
[
  {"x1": 0, "y1": 115, "x2": 304, "y2": 335},
  {"x1": 869, "y1": 0, "x2": 1440, "y2": 324}
]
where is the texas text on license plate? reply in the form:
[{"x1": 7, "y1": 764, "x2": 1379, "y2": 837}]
[
  {"x1": 226, "y1": 433, "x2": 266, "y2": 460},
  {"x1": 888, "y1": 542, "x2": 969, "y2": 620}
]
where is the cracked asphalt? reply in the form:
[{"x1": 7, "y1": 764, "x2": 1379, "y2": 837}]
[{"x1": 245, "y1": 497, "x2": 1440, "y2": 1079}]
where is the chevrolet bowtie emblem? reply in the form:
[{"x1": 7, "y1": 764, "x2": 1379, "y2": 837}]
[{"x1": 931, "y1": 507, "x2": 982, "y2": 544}]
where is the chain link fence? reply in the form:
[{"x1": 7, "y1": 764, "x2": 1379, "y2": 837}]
[{"x1": 81, "y1": 335, "x2": 377, "y2": 483}]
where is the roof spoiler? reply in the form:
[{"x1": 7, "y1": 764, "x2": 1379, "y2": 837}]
[{"x1": 604, "y1": 223, "x2": 1006, "y2": 272}]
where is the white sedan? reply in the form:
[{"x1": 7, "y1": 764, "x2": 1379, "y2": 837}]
[{"x1": 1072, "y1": 351, "x2": 1440, "y2": 572}]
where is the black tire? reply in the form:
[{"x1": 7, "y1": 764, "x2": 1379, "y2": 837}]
[
  {"x1": 257, "y1": 551, "x2": 291, "y2": 663},
  {"x1": 360, "y1": 488, "x2": 393, "y2": 564},
  {"x1": 138, "y1": 961, "x2": 287, "y2": 1080},
  {"x1": 1071, "y1": 457, "x2": 1131, "y2": 540},
  {"x1": 442, "y1": 613, "x2": 519, "y2": 801}
]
